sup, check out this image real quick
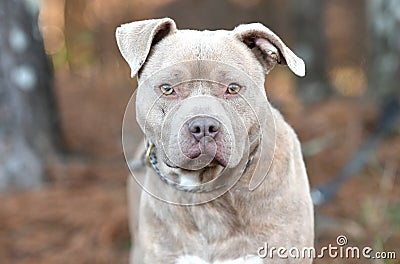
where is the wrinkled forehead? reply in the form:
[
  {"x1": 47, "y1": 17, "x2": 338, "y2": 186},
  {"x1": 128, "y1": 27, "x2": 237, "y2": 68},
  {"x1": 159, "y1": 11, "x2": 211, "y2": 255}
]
[
  {"x1": 140, "y1": 60, "x2": 260, "y2": 90},
  {"x1": 139, "y1": 30, "x2": 265, "y2": 85}
]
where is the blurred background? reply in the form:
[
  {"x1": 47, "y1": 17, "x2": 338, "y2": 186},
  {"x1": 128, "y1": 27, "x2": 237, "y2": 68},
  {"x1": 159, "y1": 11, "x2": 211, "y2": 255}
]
[{"x1": 0, "y1": 0, "x2": 399, "y2": 263}]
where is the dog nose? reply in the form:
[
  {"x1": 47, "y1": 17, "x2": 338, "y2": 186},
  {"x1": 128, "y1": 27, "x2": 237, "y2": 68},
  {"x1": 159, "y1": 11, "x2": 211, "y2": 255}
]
[{"x1": 188, "y1": 117, "x2": 220, "y2": 141}]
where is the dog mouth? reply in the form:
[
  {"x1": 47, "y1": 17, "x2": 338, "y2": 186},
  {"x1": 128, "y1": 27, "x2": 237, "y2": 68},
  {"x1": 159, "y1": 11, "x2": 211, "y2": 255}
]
[
  {"x1": 181, "y1": 138, "x2": 228, "y2": 168},
  {"x1": 165, "y1": 155, "x2": 227, "y2": 169},
  {"x1": 164, "y1": 137, "x2": 228, "y2": 170},
  {"x1": 165, "y1": 158, "x2": 223, "y2": 169}
]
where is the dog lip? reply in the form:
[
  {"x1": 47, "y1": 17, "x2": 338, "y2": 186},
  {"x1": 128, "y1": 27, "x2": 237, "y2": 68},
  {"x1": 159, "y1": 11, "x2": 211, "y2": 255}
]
[
  {"x1": 214, "y1": 155, "x2": 227, "y2": 167},
  {"x1": 165, "y1": 162, "x2": 179, "y2": 168},
  {"x1": 182, "y1": 142, "x2": 228, "y2": 167},
  {"x1": 184, "y1": 145, "x2": 202, "y2": 159},
  {"x1": 168, "y1": 158, "x2": 225, "y2": 171}
]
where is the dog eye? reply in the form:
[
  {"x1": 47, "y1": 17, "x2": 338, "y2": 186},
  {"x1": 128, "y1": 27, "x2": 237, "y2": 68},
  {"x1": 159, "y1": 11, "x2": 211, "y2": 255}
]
[
  {"x1": 226, "y1": 83, "x2": 241, "y2": 94},
  {"x1": 160, "y1": 84, "x2": 174, "y2": 95}
]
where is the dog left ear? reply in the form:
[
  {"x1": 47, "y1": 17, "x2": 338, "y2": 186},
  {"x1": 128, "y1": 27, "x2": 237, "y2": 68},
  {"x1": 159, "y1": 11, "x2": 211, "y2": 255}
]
[
  {"x1": 116, "y1": 18, "x2": 177, "y2": 78},
  {"x1": 233, "y1": 23, "x2": 305, "y2": 77}
]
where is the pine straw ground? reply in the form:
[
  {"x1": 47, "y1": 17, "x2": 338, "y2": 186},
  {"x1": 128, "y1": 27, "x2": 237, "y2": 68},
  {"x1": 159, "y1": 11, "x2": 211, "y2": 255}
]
[{"x1": 1, "y1": 99, "x2": 399, "y2": 264}]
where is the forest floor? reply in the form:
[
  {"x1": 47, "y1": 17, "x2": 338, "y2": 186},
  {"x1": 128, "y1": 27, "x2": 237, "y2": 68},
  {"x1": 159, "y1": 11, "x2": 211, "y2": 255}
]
[{"x1": 1, "y1": 98, "x2": 399, "y2": 264}]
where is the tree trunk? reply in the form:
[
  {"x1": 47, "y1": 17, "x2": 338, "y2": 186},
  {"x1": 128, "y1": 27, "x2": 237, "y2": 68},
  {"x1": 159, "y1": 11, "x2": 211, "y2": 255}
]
[
  {"x1": 0, "y1": 0, "x2": 59, "y2": 192},
  {"x1": 290, "y1": 0, "x2": 332, "y2": 103},
  {"x1": 367, "y1": 0, "x2": 400, "y2": 98}
]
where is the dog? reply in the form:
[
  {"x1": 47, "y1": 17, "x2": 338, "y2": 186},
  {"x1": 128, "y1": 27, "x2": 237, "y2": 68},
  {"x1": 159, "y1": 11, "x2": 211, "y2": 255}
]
[{"x1": 116, "y1": 18, "x2": 314, "y2": 264}]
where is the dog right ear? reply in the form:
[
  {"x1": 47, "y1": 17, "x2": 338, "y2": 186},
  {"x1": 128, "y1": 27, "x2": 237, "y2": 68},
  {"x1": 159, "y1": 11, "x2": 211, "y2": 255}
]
[
  {"x1": 115, "y1": 18, "x2": 177, "y2": 78},
  {"x1": 233, "y1": 23, "x2": 305, "y2": 77}
]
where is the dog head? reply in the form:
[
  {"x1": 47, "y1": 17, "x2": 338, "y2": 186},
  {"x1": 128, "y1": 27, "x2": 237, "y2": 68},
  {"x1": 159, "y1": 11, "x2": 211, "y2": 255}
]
[{"x1": 116, "y1": 18, "x2": 304, "y2": 188}]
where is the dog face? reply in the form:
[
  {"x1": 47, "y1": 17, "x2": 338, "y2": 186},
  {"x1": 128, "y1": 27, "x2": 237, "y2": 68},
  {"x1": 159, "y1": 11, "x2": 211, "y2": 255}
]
[{"x1": 116, "y1": 18, "x2": 305, "y2": 187}]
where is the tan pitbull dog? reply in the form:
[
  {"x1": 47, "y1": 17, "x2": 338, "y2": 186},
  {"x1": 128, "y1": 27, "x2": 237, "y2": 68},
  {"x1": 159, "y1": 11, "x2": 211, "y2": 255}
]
[{"x1": 116, "y1": 18, "x2": 314, "y2": 264}]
